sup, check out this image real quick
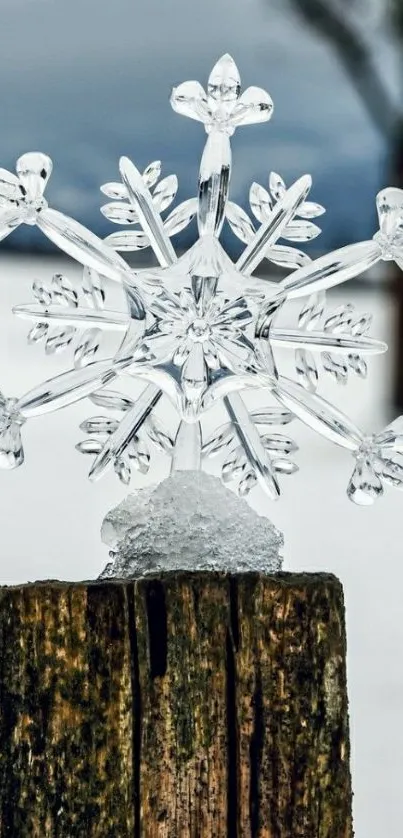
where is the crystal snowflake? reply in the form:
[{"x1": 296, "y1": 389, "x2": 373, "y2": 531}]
[{"x1": 1, "y1": 54, "x2": 403, "y2": 506}]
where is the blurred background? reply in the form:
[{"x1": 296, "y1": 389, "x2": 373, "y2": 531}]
[{"x1": 0, "y1": 0, "x2": 402, "y2": 835}]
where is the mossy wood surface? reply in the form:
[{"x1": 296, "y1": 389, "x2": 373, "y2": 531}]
[{"x1": 0, "y1": 573, "x2": 352, "y2": 838}]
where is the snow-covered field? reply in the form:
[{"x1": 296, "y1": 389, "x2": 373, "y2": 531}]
[{"x1": 0, "y1": 253, "x2": 401, "y2": 836}]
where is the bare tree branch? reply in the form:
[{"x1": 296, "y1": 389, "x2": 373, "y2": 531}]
[{"x1": 288, "y1": 0, "x2": 401, "y2": 137}]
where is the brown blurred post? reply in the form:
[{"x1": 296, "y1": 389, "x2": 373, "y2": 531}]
[{"x1": 0, "y1": 573, "x2": 352, "y2": 837}]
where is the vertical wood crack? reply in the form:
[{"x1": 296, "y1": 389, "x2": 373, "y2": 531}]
[
  {"x1": 227, "y1": 583, "x2": 238, "y2": 838},
  {"x1": 249, "y1": 670, "x2": 263, "y2": 837},
  {"x1": 145, "y1": 581, "x2": 168, "y2": 679},
  {"x1": 127, "y1": 584, "x2": 142, "y2": 837}
]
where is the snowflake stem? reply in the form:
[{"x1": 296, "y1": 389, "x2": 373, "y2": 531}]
[
  {"x1": 198, "y1": 131, "x2": 231, "y2": 238},
  {"x1": 171, "y1": 420, "x2": 202, "y2": 471}
]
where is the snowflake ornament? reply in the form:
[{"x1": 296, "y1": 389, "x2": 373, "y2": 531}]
[{"x1": 2, "y1": 54, "x2": 403, "y2": 506}]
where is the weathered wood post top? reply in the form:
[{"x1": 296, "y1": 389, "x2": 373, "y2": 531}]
[{"x1": 0, "y1": 474, "x2": 352, "y2": 836}]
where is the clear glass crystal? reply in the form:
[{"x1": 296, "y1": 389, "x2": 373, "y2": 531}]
[{"x1": 1, "y1": 53, "x2": 403, "y2": 512}]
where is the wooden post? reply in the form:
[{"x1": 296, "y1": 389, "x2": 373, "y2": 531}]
[{"x1": 0, "y1": 572, "x2": 352, "y2": 837}]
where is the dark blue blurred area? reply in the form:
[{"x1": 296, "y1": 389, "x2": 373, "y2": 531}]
[{"x1": 0, "y1": 0, "x2": 393, "y2": 255}]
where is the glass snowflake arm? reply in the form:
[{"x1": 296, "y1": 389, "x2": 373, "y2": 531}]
[
  {"x1": 77, "y1": 386, "x2": 175, "y2": 485},
  {"x1": 202, "y1": 395, "x2": 297, "y2": 498},
  {"x1": 250, "y1": 292, "x2": 402, "y2": 504},
  {"x1": 236, "y1": 175, "x2": 312, "y2": 275},
  {"x1": 37, "y1": 209, "x2": 137, "y2": 286},
  {"x1": 271, "y1": 326, "x2": 386, "y2": 356},
  {"x1": 13, "y1": 266, "x2": 147, "y2": 378},
  {"x1": 271, "y1": 376, "x2": 403, "y2": 504},
  {"x1": 102, "y1": 157, "x2": 197, "y2": 262},
  {"x1": 85, "y1": 383, "x2": 162, "y2": 483},
  {"x1": 288, "y1": 296, "x2": 385, "y2": 391},
  {"x1": 227, "y1": 170, "x2": 325, "y2": 271},
  {"x1": 223, "y1": 392, "x2": 281, "y2": 499},
  {"x1": 276, "y1": 187, "x2": 403, "y2": 300},
  {"x1": 256, "y1": 291, "x2": 386, "y2": 392},
  {"x1": 256, "y1": 188, "x2": 403, "y2": 347},
  {"x1": 253, "y1": 289, "x2": 387, "y2": 398},
  {"x1": 13, "y1": 268, "x2": 131, "y2": 365},
  {"x1": 0, "y1": 152, "x2": 138, "y2": 287},
  {"x1": 0, "y1": 349, "x2": 179, "y2": 477},
  {"x1": 78, "y1": 395, "x2": 203, "y2": 488},
  {"x1": 119, "y1": 157, "x2": 177, "y2": 267},
  {"x1": 0, "y1": 355, "x2": 136, "y2": 469}
]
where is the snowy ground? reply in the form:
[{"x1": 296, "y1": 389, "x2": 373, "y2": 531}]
[{"x1": 0, "y1": 253, "x2": 401, "y2": 837}]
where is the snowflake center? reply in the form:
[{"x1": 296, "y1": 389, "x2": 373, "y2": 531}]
[
  {"x1": 21, "y1": 196, "x2": 48, "y2": 226},
  {"x1": 187, "y1": 317, "x2": 211, "y2": 342}
]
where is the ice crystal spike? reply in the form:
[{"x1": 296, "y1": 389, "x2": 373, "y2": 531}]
[{"x1": 1, "y1": 54, "x2": 403, "y2": 510}]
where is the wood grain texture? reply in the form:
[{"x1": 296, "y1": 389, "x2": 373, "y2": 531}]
[{"x1": 0, "y1": 573, "x2": 352, "y2": 838}]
